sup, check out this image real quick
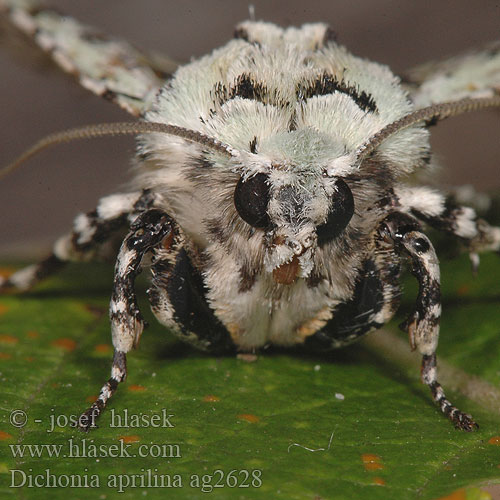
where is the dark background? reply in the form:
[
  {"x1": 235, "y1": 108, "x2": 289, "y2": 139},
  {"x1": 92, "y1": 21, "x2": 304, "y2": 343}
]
[{"x1": 1, "y1": 0, "x2": 499, "y2": 258}]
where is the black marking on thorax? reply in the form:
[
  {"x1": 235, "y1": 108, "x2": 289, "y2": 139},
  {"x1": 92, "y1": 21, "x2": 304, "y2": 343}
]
[
  {"x1": 232, "y1": 74, "x2": 267, "y2": 101},
  {"x1": 213, "y1": 73, "x2": 289, "y2": 110},
  {"x1": 296, "y1": 72, "x2": 377, "y2": 113}
]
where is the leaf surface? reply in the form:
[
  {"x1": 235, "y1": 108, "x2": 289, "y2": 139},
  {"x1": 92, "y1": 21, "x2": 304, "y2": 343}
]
[{"x1": 0, "y1": 255, "x2": 498, "y2": 499}]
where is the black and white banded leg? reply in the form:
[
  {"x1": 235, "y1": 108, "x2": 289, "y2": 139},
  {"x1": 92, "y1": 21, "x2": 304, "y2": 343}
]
[
  {"x1": 0, "y1": 189, "x2": 158, "y2": 292},
  {"x1": 380, "y1": 212, "x2": 478, "y2": 431},
  {"x1": 77, "y1": 208, "x2": 174, "y2": 431}
]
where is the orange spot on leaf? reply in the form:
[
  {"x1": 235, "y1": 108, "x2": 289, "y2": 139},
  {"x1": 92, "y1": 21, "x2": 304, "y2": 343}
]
[
  {"x1": 361, "y1": 453, "x2": 384, "y2": 471},
  {"x1": 203, "y1": 395, "x2": 220, "y2": 403},
  {"x1": 94, "y1": 344, "x2": 112, "y2": 354},
  {"x1": 0, "y1": 352, "x2": 11, "y2": 360},
  {"x1": 364, "y1": 463, "x2": 384, "y2": 471},
  {"x1": 0, "y1": 304, "x2": 9, "y2": 315},
  {"x1": 372, "y1": 477, "x2": 385, "y2": 486},
  {"x1": 488, "y1": 436, "x2": 500, "y2": 445},
  {"x1": 86, "y1": 395, "x2": 98, "y2": 403},
  {"x1": 24, "y1": 356, "x2": 34, "y2": 362},
  {"x1": 26, "y1": 331, "x2": 39, "y2": 339},
  {"x1": 237, "y1": 414, "x2": 260, "y2": 423},
  {"x1": 434, "y1": 488, "x2": 466, "y2": 500},
  {"x1": 457, "y1": 284, "x2": 470, "y2": 296},
  {"x1": 128, "y1": 385, "x2": 146, "y2": 392},
  {"x1": 119, "y1": 435, "x2": 140, "y2": 444},
  {"x1": 52, "y1": 338, "x2": 76, "y2": 351},
  {"x1": 0, "y1": 334, "x2": 18, "y2": 344},
  {"x1": 0, "y1": 431, "x2": 13, "y2": 440}
]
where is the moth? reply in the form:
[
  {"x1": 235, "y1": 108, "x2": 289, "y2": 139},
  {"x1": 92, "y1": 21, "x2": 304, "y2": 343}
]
[{"x1": 1, "y1": 0, "x2": 499, "y2": 432}]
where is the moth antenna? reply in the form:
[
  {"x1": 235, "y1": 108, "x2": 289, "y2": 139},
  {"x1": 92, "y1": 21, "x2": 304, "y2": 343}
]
[
  {"x1": 0, "y1": 121, "x2": 235, "y2": 180},
  {"x1": 355, "y1": 95, "x2": 500, "y2": 163}
]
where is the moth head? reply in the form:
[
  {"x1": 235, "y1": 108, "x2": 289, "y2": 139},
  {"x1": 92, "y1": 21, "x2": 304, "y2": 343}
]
[{"x1": 233, "y1": 164, "x2": 355, "y2": 285}]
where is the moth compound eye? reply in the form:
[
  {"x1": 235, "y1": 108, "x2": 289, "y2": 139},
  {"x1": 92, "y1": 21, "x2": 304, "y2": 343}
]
[
  {"x1": 234, "y1": 173, "x2": 271, "y2": 228},
  {"x1": 316, "y1": 179, "x2": 354, "y2": 245}
]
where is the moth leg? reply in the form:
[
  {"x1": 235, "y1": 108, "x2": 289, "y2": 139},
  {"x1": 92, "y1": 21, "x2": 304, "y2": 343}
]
[
  {"x1": 0, "y1": 189, "x2": 157, "y2": 292},
  {"x1": 380, "y1": 212, "x2": 478, "y2": 431},
  {"x1": 395, "y1": 185, "x2": 500, "y2": 272},
  {"x1": 77, "y1": 208, "x2": 174, "y2": 431}
]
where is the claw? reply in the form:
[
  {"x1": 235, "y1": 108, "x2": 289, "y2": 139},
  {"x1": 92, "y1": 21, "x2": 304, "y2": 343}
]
[{"x1": 452, "y1": 411, "x2": 479, "y2": 432}]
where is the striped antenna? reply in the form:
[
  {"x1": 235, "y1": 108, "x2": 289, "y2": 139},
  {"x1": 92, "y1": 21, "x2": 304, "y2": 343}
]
[{"x1": 355, "y1": 95, "x2": 500, "y2": 164}]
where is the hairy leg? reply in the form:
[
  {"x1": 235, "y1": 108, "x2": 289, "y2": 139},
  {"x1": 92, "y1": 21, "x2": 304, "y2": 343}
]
[
  {"x1": 380, "y1": 211, "x2": 477, "y2": 431},
  {"x1": 76, "y1": 208, "x2": 174, "y2": 431}
]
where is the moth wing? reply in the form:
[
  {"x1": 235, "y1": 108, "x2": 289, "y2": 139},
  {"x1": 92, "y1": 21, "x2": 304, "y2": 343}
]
[
  {"x1": 403, "y1": 41, "x2": 500, "y2": 108},
  {"x1": 0, "y1": 0, "x2": 178, "y2": 116}
]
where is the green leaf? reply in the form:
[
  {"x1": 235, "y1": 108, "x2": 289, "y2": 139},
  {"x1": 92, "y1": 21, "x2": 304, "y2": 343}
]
[{"x1": 0, "y1": 254, "x2": 499, "y2": 500}]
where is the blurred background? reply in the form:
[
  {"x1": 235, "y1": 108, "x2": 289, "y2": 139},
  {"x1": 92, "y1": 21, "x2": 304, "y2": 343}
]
[{"x1": 0, "y1": 0, "x2": 499, "y2": 258}]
